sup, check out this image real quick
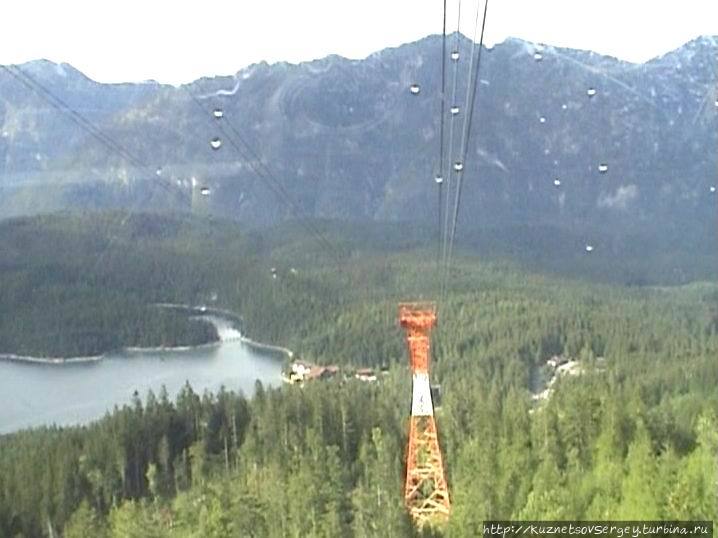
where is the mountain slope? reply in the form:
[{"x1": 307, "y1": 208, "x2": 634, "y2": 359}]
[{"x1": 0, "y1": 35, "x2": 716, "y2": 242}]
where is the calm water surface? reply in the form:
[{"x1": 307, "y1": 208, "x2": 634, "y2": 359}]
[{"x1": 0, "y1": 319, "x2": 282, "y2": 434}]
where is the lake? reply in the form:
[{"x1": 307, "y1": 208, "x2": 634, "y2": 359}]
[{"x1": 0, "y1": 317, "x2": 284, "y2": 434}]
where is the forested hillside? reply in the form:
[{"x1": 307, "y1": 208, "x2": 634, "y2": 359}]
[
  {"x1": 2, "y1": 212, "x2": 716, "y2": 359},
  {"x1": 0, "y1": 212, "x2": 383, "y2": 358},
  {"x1": 0, "y1": 213, "x2": 717, "y2": 536}
]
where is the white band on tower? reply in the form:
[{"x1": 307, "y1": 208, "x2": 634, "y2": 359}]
[{"x1": 411, "y1": 373, "x2": 434, "y2": 417}]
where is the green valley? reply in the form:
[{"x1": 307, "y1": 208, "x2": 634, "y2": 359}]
[{"x1": 0, "y1": 211, "x2": 716, "y2": 536}]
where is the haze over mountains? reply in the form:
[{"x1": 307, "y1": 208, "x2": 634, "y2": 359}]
[{"x1": 0, "y1": 34, "x2": 717, "y2": 271}]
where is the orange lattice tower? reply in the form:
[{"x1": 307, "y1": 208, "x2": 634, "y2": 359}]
[{"x1": 398, "y1": 302, "x2": 450, "y2": 527}]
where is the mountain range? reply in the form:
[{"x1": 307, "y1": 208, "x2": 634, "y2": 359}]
[{"x1": 1, "y1": 34, "x2": 717, "y2": 273}]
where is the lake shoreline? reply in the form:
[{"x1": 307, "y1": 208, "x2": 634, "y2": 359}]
[
  {"x1": 240, "y1": 337, "x2": 294, "y2": 359},
  {"x1": 0, "y1": 353, "x2": 104, "y2": 365},
  {"x1": 0, "y1": 306, "x2": 293, "y2": 365}
]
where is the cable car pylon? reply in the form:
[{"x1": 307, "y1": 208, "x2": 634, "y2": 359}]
[{"x1": 398, "y1": 302, "x2": 450, "y2": 527}]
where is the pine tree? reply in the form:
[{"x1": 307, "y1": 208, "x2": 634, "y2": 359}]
[
  {"x1": 617, "y1": 422, "x2": 661, "y2": 519},
  {"x1": 63, "y1": 501, "x2": 108, "y2": 538}
]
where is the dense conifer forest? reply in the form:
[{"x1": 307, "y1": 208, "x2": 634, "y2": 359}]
[{"x1": 0, "y1": 212, "x2": 717, "y2": 536}]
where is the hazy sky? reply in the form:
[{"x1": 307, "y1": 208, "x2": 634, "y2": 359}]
[{"x1": 1, "y1": 0, "x2": 717, "y2": 84}]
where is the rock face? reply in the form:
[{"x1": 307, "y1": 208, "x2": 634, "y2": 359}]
[{"x1": 0, "y1": 35, "x2": 716, "y2": 241}]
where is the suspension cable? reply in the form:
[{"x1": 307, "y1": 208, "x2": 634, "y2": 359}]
[
  {"x1": 439, "y1": 0, "x2": 464, "y2": 302},
  {"x1": 183, "y1": 86, "x2": 345, "y2": 265},
  {"x1": 436, "y1": 0, "x2": 448, "y2": 270},
  {"x1": 1, "y1": 65, "x2": 188, "y2": 205},
  {"x1": 442, "y1": 0, "x2": 489, "y2": 302}
]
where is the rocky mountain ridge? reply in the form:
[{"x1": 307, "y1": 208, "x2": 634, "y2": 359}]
[{"x1": 0, "y1": 34, "x2": 716, "y2": 245}]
